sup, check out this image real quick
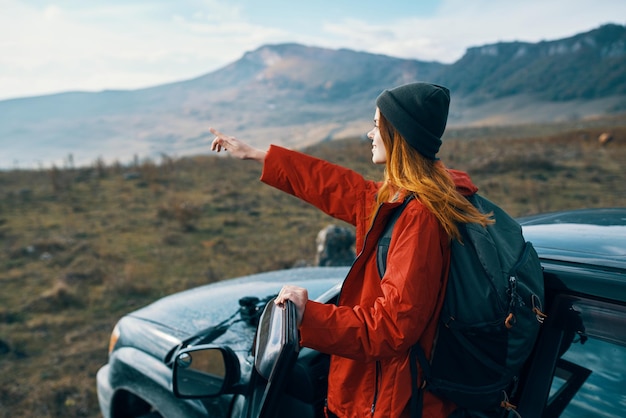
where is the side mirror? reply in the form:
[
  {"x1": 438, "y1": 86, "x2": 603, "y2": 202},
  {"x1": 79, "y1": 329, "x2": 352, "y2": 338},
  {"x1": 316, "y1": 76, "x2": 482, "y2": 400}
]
[{"x1": 173, "y1": 345, "x2": 240, "y2": 398}]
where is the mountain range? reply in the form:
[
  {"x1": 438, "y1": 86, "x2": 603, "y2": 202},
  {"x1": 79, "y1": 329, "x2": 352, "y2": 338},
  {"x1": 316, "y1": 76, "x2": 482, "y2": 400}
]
[{"x1": 1, "y1": 23, "x2": 625, "y2": 169}]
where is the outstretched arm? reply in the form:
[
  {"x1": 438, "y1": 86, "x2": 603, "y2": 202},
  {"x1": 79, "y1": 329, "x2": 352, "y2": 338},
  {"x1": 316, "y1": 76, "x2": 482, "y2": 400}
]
[{"x1": 210, "y1": 127, "x2": 266, "y2": 162}]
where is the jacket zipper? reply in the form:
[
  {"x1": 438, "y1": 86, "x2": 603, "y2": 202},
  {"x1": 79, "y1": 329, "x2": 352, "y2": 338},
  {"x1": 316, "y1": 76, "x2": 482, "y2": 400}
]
[
  {"x1": 337, "y1": 198, "x2": 407, "y2": 302},
  {"x1": 371, "y1": 361, "x2": 381, "y2": 416},
  {"x1": 336, "y1": 203, "x2": 386, "y2": 303},
  {"x1": 334, "y1": 200, "x2": 400, "y2": 416}
]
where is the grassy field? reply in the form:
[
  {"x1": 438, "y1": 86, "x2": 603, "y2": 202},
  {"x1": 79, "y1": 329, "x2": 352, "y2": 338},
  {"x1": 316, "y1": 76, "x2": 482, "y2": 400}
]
[{"x1": 1, "y1": 117, "x2": 625, "y2": 417}]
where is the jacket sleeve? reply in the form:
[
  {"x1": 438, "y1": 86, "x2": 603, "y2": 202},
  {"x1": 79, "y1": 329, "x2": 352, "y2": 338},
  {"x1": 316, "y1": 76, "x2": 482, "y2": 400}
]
[
  {"x1": 299, "y1": 203, "x2": 450, "y2": 361},
  {"x1": 260, "y1": 145, "x2": 379, "y2": 227}
]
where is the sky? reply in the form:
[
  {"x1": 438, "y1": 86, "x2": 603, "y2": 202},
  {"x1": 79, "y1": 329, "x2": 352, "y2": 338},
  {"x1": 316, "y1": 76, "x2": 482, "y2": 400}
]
[{"x1": 1, "y1": 0, "x2": 624, "y2": 101}]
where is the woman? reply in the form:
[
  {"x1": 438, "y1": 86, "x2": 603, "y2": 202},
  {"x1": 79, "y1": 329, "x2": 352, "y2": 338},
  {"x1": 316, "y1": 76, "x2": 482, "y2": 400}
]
[{"x1": 210, "y1": 82, "x2": 493, "y2": 418}]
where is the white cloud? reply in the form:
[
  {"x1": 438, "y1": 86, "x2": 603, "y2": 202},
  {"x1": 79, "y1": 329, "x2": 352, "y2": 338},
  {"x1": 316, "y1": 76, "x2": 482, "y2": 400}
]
[
  {"x1": 43, "y1": 5, "x2": 62, "y2": 20},
  {"x1": 0, "y1": 1, "x2": 269, "y2": 98},
  {"x1": 0, "y1": 0, "x2": 623, "y2": 100},
  {"x1": 316, "y1": 0, "x2": 625, "y2": 63}
]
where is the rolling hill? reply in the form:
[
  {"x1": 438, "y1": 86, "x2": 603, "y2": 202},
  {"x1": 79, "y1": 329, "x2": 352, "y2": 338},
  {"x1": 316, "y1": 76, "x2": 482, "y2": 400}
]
[{"x1": 1, "y1": 23, "x2": 625, "y2": 169}]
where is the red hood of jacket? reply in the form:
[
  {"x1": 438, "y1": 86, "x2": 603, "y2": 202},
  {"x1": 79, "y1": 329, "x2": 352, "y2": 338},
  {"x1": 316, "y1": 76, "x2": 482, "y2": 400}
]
[{"x1": 448, "y1": 168, "x2": 479, "y2": 197}]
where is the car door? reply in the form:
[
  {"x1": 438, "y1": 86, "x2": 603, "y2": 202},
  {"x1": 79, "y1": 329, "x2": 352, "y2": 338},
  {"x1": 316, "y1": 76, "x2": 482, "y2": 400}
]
[
  {"x1": 516, "y1": 291, "x2": 626, "y2": 417},
  {"x1": 244, "y1": 299, "x2": 300, "y2": 418}
]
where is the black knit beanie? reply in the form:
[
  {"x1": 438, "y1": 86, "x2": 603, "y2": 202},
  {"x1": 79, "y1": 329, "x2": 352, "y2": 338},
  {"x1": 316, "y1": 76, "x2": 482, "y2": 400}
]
[{"x1": 376, "y1": 82, "x2": 450, "y2": 160}]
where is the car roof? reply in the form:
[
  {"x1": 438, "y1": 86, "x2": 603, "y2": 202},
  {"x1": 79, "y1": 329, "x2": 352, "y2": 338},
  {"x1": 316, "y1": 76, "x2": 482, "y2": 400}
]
[{"x1": 519, "y1": 207, "x2": 626, "y2": 271}]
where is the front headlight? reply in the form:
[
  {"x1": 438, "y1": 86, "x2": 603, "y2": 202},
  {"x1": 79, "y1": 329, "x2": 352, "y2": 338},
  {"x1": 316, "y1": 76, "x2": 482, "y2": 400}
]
[{"x1": 108, "y1": 323, "x2": 120, "y2": 355}]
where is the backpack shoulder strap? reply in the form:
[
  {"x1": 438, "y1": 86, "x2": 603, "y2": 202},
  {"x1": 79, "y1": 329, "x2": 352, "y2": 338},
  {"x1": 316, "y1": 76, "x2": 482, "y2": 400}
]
[{"x1": 376, "y1": 195, "x2": 414, "y2": 278}]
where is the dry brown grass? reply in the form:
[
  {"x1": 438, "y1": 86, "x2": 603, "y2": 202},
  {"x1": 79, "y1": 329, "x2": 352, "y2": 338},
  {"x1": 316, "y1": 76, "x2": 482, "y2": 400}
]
[{"x1": 0, "y1": 117, "x2": 625, "y2": 417}]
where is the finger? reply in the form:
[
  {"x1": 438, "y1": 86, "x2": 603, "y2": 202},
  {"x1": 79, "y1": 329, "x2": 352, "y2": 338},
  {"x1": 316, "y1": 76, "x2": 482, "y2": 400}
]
[
  {"x1": 274, "y1": 294, "x2": 286, "y2": 305},
  {"x1": 211, "y1": 139, "x2": 223, "y2": 152},
  {"x1": 211, "y1": 136, "x2": 229, "y2": 152},
  {"x1": 209, "y1": 127, "x2": 225, "y2": 137},
  {"x1": 276, "y1": 287, "x2": 291, "y2": 303}
]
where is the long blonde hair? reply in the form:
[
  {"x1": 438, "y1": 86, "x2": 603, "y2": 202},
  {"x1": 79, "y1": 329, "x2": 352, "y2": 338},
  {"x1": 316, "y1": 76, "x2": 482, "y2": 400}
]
[{"x1": 373, "y1": 113, "x2": 493, "y2": 241}]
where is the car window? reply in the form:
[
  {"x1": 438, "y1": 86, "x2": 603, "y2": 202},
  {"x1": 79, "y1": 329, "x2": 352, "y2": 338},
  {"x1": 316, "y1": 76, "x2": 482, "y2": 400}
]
[{"x1": 546, "y1": 297, "x2": 626, "y2": 417}]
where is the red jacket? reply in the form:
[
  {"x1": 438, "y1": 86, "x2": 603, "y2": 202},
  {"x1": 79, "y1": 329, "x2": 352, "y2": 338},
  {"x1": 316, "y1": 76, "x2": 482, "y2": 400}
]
[{"x1": 261, "y1": 145, "x2": 479, "y2": 418}]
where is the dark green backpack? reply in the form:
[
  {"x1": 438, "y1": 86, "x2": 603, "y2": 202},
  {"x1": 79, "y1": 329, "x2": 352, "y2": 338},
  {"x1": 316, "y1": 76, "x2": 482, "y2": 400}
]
[{"x1": 377, "y1": 194, "x2": 545, "y2": 418}]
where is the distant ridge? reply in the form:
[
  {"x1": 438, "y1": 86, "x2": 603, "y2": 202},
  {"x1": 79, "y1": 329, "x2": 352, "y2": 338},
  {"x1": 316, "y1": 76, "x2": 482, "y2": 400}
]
[
  {"x1": 1, "y1": 23, "x2": 625, "y2": 169},
  {"x1": 436, "y1": 23, "x2": 626, "y2": 101}
]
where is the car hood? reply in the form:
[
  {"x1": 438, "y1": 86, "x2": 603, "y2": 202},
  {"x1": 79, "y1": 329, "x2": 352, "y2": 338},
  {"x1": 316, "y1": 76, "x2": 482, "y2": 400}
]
[
  {"x1": 519, "y1": 207, "x2": 626, "y2": 270},
  {"x1": 116, "y1": 267, "x2": 347, "y2": 360}
]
